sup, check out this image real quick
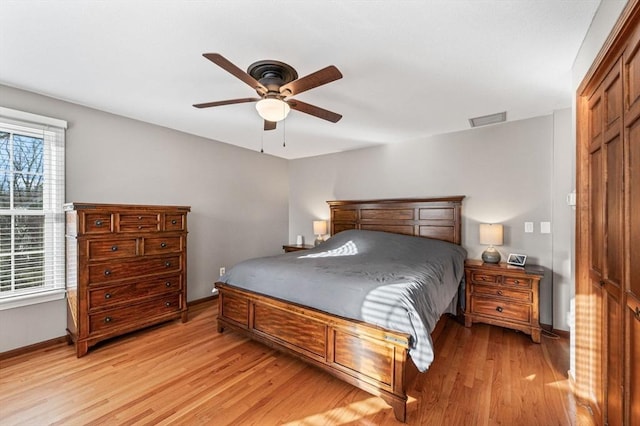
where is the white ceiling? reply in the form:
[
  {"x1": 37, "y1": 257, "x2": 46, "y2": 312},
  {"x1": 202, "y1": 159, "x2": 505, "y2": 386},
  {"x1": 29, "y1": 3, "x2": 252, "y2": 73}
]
[{"x1": 1, "y1": 1, "x2": 600, "y2": 159}]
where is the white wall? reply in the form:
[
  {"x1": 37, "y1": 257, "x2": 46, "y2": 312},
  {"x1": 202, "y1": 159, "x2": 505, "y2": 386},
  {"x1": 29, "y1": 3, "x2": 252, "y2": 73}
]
[
  {"x1": 289, "y1": 114, "x2": 566, "y2": 328},
  {"x1": 0, "y1": 84, "x2": 289, "y2": 352}
]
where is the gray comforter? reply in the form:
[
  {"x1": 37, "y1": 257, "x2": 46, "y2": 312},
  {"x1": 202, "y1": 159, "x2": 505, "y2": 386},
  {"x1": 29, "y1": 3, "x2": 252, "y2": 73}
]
[{"x1": 219, "y1": 229, "x2": 467, "y2": 371}]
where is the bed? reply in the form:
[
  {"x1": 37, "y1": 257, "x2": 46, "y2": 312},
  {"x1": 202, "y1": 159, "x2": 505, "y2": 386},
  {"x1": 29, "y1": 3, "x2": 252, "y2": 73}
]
[{"x1": 215, "y1": 196, "x2": 465, "y2": 422}]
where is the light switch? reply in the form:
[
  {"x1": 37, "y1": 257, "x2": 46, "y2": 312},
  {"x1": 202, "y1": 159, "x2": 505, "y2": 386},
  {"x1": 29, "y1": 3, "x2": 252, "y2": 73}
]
[
  {"x1": 541, "y1": 221, "x2": 551, "y2": 234},
  {"x1": 525, "y1": 222, "x2": 534, "y2": 233}
]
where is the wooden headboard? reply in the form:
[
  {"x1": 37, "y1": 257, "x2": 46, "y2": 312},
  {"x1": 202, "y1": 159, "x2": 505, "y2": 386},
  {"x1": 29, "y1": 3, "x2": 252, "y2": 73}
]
[{"x1": 327, "y1": 196, "x2": 464, "y2": 245}]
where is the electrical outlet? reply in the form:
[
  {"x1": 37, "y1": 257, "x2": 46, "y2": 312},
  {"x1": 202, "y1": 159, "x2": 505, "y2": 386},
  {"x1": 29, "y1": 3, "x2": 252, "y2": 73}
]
[
  {"x1": 525, "y1": 222, "x2": 534, "y2": 233},
  {"x1": 219, "y1": 267, "x2": 225, "y2": 276}
]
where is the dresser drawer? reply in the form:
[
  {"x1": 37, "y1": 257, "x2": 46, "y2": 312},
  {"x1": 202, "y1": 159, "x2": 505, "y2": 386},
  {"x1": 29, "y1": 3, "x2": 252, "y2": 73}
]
[
  {"x1": 502, "y1": 275, "x2": 532, "y2": 289},
  {"x1": 87, "y1": 238, "x2": 138, "y2": 260},
  {"x1": 89, "y1": 293, "x2": 182, "y2": 333},
  {"x1": 88, "y1": 255, "x2": 182, "y2": 283},
  {"x1": 89, "y1": 274, "x2": 182, "y2": 309},
  {"x1": 165, "y1": 214, "x2": 185, "y2": 231},
  {"x1": 143, "y1": 236, "x2": 182, "y2": 255},
  {"x1": 119, "y1": 213, "x2": 160, "y2": 232},
  {"x1": 471, "y1": 272, "x2": 500, "y2": 284},
  {"x1": 472, "y1": 284, "x2": 532, "y2": 303},
  {"x1": 83, "y1": 213, "x2": 113, "y2": 234},
  {"x1": 471, "y1": 296, "x2": 531, "y2": 323}
]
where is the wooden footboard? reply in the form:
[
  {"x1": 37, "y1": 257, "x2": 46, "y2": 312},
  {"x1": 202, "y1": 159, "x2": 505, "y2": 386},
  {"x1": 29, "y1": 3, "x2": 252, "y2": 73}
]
[{"x1": 216, "y1": 282, "x2": 419, "y2": 422}]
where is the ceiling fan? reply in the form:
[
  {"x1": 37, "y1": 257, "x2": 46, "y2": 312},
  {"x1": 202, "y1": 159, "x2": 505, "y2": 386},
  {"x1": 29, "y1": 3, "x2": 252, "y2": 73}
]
[{"x1": 193, "y1": 53, "x2": 343, "y2": 131}]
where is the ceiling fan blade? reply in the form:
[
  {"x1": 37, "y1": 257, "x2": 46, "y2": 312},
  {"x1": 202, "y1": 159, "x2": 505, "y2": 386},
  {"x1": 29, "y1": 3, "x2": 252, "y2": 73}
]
[
  {"x1": 280, "y1": 65, "x2": 342, "y2": 96},
  {"x1": 287, "y1": 99, "x2": 342, "y2": 123},
  {"x1": 264, "y1": 120, "x2": 277, "y2": 131},
  {"x1": 203, "y1": 53, "x2": 267, "y2": 94},
  {"x1": 193, "y1": 97, "x2": 260, "y2": 109}
]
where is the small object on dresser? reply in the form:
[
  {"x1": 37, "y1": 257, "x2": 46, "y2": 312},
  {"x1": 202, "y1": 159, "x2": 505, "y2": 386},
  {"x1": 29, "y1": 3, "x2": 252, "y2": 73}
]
[
  {"x1": 313, "y1": 220, "x2": 327, "y2": 246},
  {"x1": 479, "y1": 223, "x2": 503, "y2": 264},
  {"x1": 507, "y1": 253, "x2": 527, "y2": 267}
]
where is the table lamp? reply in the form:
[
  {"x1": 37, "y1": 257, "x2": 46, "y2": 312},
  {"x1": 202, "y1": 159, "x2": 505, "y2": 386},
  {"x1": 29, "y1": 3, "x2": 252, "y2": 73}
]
[{"x1": 479, "y1": 223, "x2": 503, "y2": 264}]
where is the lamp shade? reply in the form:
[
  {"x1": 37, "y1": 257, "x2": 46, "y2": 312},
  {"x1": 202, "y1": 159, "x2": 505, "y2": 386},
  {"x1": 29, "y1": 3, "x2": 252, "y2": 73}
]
[
  {"x1": 479, "y1": 223, "x2": 503, "y2": 246},
  {"x1": 255, "y1": 98, "x2": 291, "y2": 122},
  {"x1": 313, "y1": 220, "x2": 327, "y2": 235}
]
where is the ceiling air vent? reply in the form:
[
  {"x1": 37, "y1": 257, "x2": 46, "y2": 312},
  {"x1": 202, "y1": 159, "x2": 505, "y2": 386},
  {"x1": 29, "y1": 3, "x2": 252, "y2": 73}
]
[{"x1": 469, "y1": 111, "x2": 507, "y2": 128}]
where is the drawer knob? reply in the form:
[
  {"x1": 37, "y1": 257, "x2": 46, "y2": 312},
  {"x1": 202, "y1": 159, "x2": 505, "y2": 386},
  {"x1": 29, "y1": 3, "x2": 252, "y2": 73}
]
[
  {"x1": 161, "y1": 242, "x2": 167, "y2": 248},
  {"x1": 104, "y1": 293, "x2": 112, "y2": 299},
  {"x1": 165, "y1": 281, "x2": 172, "y2": 287},
  {"x1": 497, "y1": 290, "x2": 503, "y2": 296},
  {"x1": 513, "y1": 280, "x2": 519, "y2": 284},
  {"x1": 171, "y1": 219, "x2": 177, "y2": 225},
  {"x1": 165, "y1": 261, "x2": 171, "y2": 267},
  {"x1": 95, "y1": 220, "x2": 103, "y2": 226},
  {"x1": 138, "y1": 225, "x2": 143, "y2": 229},
  {"x1": 496, "y1": 306, "x2": 503, "y2": 313},
  {"x1": 165, "y1": 301, "x2": 172, "y2": 307},
  {"x1": 111, "y1": 245, "x2": 118, "y2": 251},
  {"x1": 138, "y1": 216, "x2": 142, "y2": 220},
  {"x1": 634, "y1": 307, "x2": 640, "y2": 321},
  {"x1": 600, "y1": 280, "x2": 605, "y2": 287},
  {"x1": 104, "y1": 269, "x2": 112, "y2": 276},
  {"x1": 104, "y1": 316, "x2": 112, "y2": 323}
]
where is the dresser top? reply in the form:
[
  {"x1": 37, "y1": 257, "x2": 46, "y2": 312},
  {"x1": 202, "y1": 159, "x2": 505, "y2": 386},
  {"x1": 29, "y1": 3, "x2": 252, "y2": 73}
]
[
  {"x1": 64, "y1": 202, "x2": 191, "y2": 212},
  {"x1": 464, "y1": 258, "x2": 544, "y2": 276}
]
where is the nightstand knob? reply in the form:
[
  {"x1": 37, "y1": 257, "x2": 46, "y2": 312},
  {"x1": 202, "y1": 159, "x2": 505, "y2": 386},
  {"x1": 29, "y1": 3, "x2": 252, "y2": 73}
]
[
  {"x1": 161, "y1": 242, "x2": 167, "y2": 248},
  {"x1": 95, "y1": 220, "x2": 103, "y2": 226},
  {"x1": 165, "y1": 261, "x2": 171, "y2": 267},
  {"x1": 165, "y1": 301, "x2": 171, "y2": 307},
  {"x1": 513, "y1": 280, "x2": 519, "y2": 284},
  {"x1": 171, "y1": 219, "x2": 177, "y2": 224},
  {"x1": 104, "y1": 316, "x2": 112, "y2": 323},
  {"x1": 165, "y1": 281, "x2": 172, "y2": 287},
  {"x1": 104, "y1": 269, "x2": 112, "y2": 276},
  {"x1": 111, "y1": 245, "x2": 118, "y2": 251},
  {"x1": 496, "y1": 306, "x2": 503, "y2": 313},
  {"x1": 497, "y1": 290, "x2": 503, "y2": 296},
  {"x1": 599, "y1": 280, "x2": 605, "y2": 287},
  {"x1": 104, "y1": 293, "x2": 112, "y2": 299}
]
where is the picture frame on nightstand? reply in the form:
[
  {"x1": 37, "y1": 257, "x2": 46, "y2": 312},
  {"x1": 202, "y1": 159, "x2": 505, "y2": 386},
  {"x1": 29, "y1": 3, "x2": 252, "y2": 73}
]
[{"x1": 507, "y1": 253, "x2": 527, "y2": 267}]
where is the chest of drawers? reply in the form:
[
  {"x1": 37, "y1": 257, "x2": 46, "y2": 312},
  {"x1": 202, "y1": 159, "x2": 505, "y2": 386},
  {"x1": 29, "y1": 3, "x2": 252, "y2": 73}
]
[
  {"x1": 65, "y1": 203, "x2": 190, "y2": 357},
  {"x1": 464, "y1": 259, "x2": 543, "y2": 343}
]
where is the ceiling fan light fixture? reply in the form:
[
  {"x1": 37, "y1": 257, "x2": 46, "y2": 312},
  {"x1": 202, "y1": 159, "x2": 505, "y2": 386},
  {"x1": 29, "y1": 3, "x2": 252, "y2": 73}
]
[{"x1": 255, "y1": 98, "x2": 290, "y2": 122}]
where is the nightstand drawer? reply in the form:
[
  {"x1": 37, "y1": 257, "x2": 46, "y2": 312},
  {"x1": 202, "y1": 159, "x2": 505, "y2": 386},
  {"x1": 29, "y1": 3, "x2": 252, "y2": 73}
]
[
  {"x1": 502, "y1": 275, "x2": 532, "y2": 289},
  {"x1": 471, "y1": 272, "x2": 500, "y2": 284},
  {"x1": 472, "y1": 284, "x2": 532, "y2": 303},
  {"x1": 471, "y1": 296, "x2": 531, "y2": 323}
]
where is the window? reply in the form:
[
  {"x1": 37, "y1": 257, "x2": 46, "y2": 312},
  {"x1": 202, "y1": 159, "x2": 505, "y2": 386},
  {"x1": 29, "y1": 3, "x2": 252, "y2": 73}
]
[{"x1": 0, "y1": 107, "x2": 66, "y2": 309}]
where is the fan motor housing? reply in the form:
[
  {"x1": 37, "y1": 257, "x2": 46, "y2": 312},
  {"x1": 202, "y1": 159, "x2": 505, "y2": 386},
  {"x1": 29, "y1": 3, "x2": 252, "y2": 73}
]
[{"x1": 247, "y1": 60, "x2": 298, "y2": 94}]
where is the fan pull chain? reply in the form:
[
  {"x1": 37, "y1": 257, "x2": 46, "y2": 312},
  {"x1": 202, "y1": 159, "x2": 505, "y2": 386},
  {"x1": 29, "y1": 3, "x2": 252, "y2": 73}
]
[
  {"x1": 260, "y1": 128, "x2": 264, "y2": 153},
  {"x1": 283, "y1": 108, "x2": 287, "y2": 148}
]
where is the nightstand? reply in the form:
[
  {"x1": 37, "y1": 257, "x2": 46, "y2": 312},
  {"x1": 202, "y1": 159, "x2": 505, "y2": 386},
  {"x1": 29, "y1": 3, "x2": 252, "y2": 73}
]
[
  {"x1": 282, "y1": 244, "x2": 314, "y2": 253},
  {"x1": 464, "y1": 259, "x2": 543, "y2": 343}
]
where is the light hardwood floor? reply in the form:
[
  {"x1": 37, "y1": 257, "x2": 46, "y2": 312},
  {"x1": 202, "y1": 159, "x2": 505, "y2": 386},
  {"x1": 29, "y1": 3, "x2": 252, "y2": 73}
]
[{"x1": 0, "y1": 300, "x2": 591, "y2": 425}]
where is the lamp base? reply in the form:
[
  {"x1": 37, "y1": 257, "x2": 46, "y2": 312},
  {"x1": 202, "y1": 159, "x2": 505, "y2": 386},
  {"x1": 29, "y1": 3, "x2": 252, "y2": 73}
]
[
  {"x1": 482, "y1": 247, "x2": 501, "y2": 264},
  {"x1": 314, "y1": 236, "x2": 324, "y2": 247}
]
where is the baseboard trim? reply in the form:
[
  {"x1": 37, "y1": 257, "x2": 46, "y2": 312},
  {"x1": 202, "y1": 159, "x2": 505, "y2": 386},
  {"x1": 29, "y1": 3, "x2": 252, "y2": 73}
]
[
  {"x1": 0, "y1": 336, "x2": 68, "y2": 362},
  {"x1": 540, "y1": 323, "x2": 570, "y2": 339},
  {"x1": 1, "y1": 296, "x2": 218, "y2": 361},
  {"x1": 187, "y1": 295, "x2": 217, "y2": 307}
]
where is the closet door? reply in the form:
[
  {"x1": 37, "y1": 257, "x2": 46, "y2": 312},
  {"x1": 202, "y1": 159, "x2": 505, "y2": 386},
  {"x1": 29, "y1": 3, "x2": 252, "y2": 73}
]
[
  {"x1": 624, "y1": 23, "x2": 640, "y2": 426},
  {"x1": 588, "y1": 58, "x2": 625, "y2": 425}
]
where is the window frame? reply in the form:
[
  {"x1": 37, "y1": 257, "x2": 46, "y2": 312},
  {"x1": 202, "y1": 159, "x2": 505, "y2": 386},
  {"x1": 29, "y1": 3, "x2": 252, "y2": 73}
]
[{"x1": 0, "y1": 107, "x2": 67, "y2": 310}]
